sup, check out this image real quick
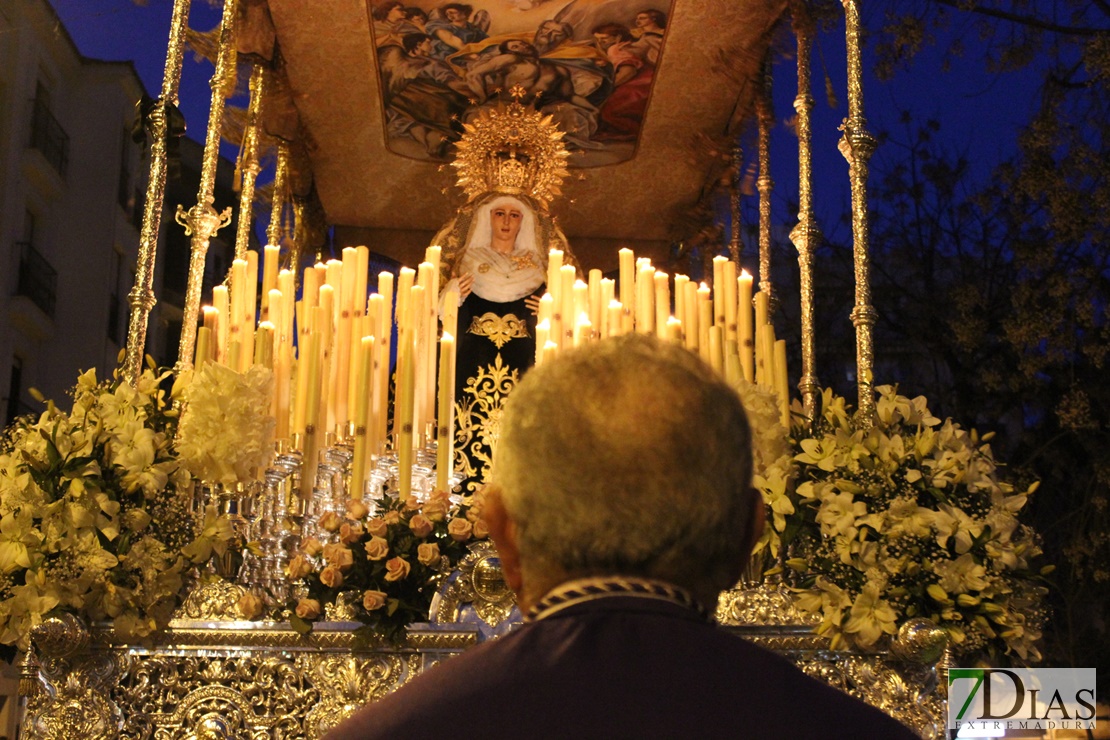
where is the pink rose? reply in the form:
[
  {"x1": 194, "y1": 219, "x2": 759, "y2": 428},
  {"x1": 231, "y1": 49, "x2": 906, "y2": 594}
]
[
  {"x1": 339, "y1": 521, "x2": 364, "y2": 545},
  {"x1": 423, "y1": 499, "x2": 448, "y2": 523},
  {"x1": 447, "y1": 517, "x2": 473, "y2": 542},
  {"x1": 403, "y1": 495, "x2": 421, "y2": 511},
  {"x1": 383, "y1": 510, "x2": 401, "y2": 525},
  {"x1": 301, "y1": 537, "x2": 323, "y2": 557},
  {"x1": 366, "y1": 518, "x2": 389, "y2": 537},
  {"x1": 319, "y1": 564, "x2": 345, "y2": 588},
  {"x1": 362, "y1": 590, "x2": 387, "y2": 611},
  {"x1": 345, "y1": 499, "x2": 369, "y2": 520},
  {"x1": 238, "y1": 591, "x2": 264, "y2": 620},
  {"x1": 364, "y1": 536, "x2": 390, "y2": 561},
  {"x1": 384, "y1": 556, "x2": 411, "y2": 582},
  {"x1": 319, "y1": 511, "x2": 343, "y2": 533},
  {"x1": 409, "y1": 514, "x2": 433, "y2": 538},
  {"x1": 295, "y1": 598, "x2": 322, "y2": 619},
  {"x1": 322, "y1": 543, "x2": 354, "y2": 569},
  {"x1": 287, "y1": 554, "x2": 313, "y2": 579},
  {"x1": 472, "y1": 518, "x2": 489, "y2": 540},
  {"x1": 417, "y1": 542, "x2": 441, "y2": 566}
]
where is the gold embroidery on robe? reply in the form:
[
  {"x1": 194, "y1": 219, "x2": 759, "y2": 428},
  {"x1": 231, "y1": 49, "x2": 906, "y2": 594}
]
[
  {"x1": 454, "y1": 354, "x2": 518, "y2": 491},
  {"x1": 510, "y1": 252, "x2": 538, "y2": 271},
  {"x1": 468, "y1": 312, "x2": 529, "y2": 349}
]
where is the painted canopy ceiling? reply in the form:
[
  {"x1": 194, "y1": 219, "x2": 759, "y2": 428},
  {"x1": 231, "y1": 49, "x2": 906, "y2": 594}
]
[{"x1": 266, "y1": 0, "x2": 786, "y2": 245}]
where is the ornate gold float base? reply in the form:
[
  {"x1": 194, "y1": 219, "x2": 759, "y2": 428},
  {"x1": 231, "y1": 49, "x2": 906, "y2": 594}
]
[{"x1": 21, "y1": 620, "x2": 477, "y2": 739}]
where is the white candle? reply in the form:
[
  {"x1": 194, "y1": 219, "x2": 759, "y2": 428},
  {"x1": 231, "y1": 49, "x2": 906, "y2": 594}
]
[
  {"x1": 712, "y1": 255, "x2": 727, "y2": 329},
  {"x1": 261, "y1": 244, "x2": 280, "y2": 321},
  {"x1": 654, "y1": 272, "x2": 670, "y2": 340},
  {"x1": 774, "y1": 338, "x2": 790, "y2": 428},
  {"x1": 618, "y1": 248, "x2": 634, "y2": 311},
  {"x1": 213, "y1": 284, "x2": 229, "y2": 365},
  {"x1": 698, "y1": 283, "x2": 712, "y2": 364},
  {"x1": 435, "y1": 332, "x2": 455, "y2": 491},
  {"x1": 738, "y1": 270, "x2": 754, "y2": 382}
]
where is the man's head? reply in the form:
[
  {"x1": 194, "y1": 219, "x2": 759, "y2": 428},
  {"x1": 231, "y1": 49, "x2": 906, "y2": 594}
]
[
  {"x1": 442, "y1": 3, "x2": 471, "y2": 24},
  {"x1": 484, "y1": 334, "x2": 761, "y2": 612},
  {"x1": 402, "y1": 33, "x2": 434, "y2": 57},
  {"x1": 533, "y1": 20, "x2": 572, "y2": 54},
  {"x1": 634, "y1": 9, "x2": 666, "y2": 32},
  {"x1": 499, "y1": 39, "x2": 538, "y2": 58},
  {"x1": 591, "y1": 22, "x2": 631, "y2": 51}
]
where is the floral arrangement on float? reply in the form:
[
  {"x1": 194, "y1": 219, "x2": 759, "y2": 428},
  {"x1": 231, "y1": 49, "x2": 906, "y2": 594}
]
[
  {"x1": 0, "y1": 361, "x2": 239, "y2": 659},
  {"x1": 287, "y1": 488, "x2": 486, "y2": 643},
  {"x1": 749, "y1": 384, "x2": 1048, "y2": 664}
]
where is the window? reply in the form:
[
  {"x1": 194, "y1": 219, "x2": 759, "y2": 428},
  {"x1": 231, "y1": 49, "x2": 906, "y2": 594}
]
[
  {"x1": 15, "y1": 209, "x2": 57, "y2": 317},
  {"x1": 6, "y1": 357, "x2": 29, "y2": 427},
  {"x1": 29, "y1": 82, "x2": 69, "y2": 176}
]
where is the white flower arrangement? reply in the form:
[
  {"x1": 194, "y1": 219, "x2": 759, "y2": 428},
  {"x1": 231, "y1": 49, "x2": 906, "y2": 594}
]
[
  {"x1": 0, "y1": 364, "x2": 234, "y2": 655},
  {"x1": 175, "y1": 362, "x2": 275, "y2": 485},
  {"x1": 756, "y1": 386, "x2": 1048, "y2": 664}
]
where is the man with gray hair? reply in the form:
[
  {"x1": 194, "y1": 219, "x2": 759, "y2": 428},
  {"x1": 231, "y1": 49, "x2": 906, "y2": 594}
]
[{"x1": 327, "y1": 334, "x2": 917, "y2": 739}]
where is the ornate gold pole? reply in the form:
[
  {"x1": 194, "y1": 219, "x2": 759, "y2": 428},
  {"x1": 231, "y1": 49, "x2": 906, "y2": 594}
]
[
  {"x1": 789, "y1": 5, "x2": 821, "y2": 422},
  {"x1": 234, "y1": 63, "x2": 266, "y2": 261},
  {"x1": 176, "y1": 0, "x2": 238, "y2": 371},
  {"x1": 729, "y1": 144, "x2": 742, "y2": 264},
  {"x1": 123, "y1": 0, "x2": 191, "y2": 385},
  {"x1": 755, "y1": 60, "x2": 775, "y2": 310},
  {"x1": 839, "y1": 0, "x2": 878, "y2": 421},
  {"x1": 267, "y1": 141, "x2": 288, "y2": 248}
]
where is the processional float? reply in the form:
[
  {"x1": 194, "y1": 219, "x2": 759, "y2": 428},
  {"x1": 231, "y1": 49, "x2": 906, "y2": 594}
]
[{"x1": 8, "y1": 1, "x2": 1051, "y2": 737}]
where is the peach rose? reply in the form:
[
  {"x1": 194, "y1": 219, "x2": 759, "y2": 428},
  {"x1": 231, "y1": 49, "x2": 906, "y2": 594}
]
[
  {"x1": 319, "y1": 511, "x2": 343, "y2": 532},
  {"x1": 382, "y1": 510, "x2": 401, "y2": 525},
  {"x1": 366, "y1": 518, "x2": 389, "y2": 537},
  {"x1": 345, "y1": 499, "x2": 369, "y2": 520},
  {"x1": 472, "y1": 518, "x2": 489, "y2": 540},
  {"x1": 301, "y1": 537, "x2": 324, "y2": 557},
  {"x1": 447, "y1": 517, "x2": 473, "y2": 542},
  {"x1": 238, "y1": 591, "x2": 264, "y2": 620},
  {"x1": 384, "y1": 556, "x2": 411, "y2": 582},
  {"x1": 322, "y1": 543, "x2": 354, "y2": 569},
  {"x1": 287, "y1": 554, "x2": 313, "y2": 579},
  {"x1": 362, "y1": 590, "x2": 387, "y2": 611},
  {"x1": 403, "y1": 495, "x2": 421, "y2": 511},
  {"x1": 295, "y1": 598, "x2": 322, "y2": 619},
  {"x1": 319, "y1": 564, "x2": 345, "y2": 588},
  {"x1": 423, "y1": 499, "x2": 448, "y2": 522},
  {"x1": 409, "y1": 514, "x2": 433, "y2": 538},
  {"x1": 364, "y1": 536, "x2": 390, "y2": 561},
  {"x1": 417, "y1": 542, "x2": 441, "y2": 566},
  {"x1": 339, "y1": 521, "x2": 364, "y2": 545}
]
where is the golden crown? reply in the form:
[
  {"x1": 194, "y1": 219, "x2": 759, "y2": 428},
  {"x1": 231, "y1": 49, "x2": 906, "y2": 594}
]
[{"x1": 452, "y1": 85, "x2": 570, "y2": 209}]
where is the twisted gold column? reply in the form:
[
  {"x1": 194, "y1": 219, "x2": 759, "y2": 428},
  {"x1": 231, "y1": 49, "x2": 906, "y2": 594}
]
[
  {"x1": 176, "y1": 0, "x2": 239, "y2": 372},
  {"x1": 267, "y1": 141, "x2": 288, "y2": 248},
  {"x1": 234, "y1": 64, "x2": 267, "y2": 261},
  {"x1": 840, "y1": 0, "x2": 878, "y2": 421},
  {"x1": 755, "y1": 61, "x2": 775, "y2": 311},
  {"x1": 729, "y1": 144, "x2": 742, "y2": 264},
  {"x1": 789, "y1": 5, "x2": 821, "y2": 421},
  {"x1": 123, "y1": 0, "x2": 191, "y2": 385}
]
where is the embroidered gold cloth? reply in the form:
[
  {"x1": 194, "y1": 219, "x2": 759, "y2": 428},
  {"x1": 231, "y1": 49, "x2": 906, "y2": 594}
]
[
  {"x1": 467, "y1": 312, "x2": 529, "y2": 349},
  {"x1": 454, "y1": 355, "x2": 519, "y2": 490}
]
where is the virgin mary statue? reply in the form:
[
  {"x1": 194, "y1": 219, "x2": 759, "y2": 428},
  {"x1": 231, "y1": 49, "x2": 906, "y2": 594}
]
[{"x1": 432, "y1": 86, "x2": 576, "y2": 491}]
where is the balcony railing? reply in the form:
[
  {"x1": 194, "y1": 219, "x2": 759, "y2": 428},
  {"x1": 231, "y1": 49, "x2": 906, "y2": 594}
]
[
  {"x1": 29, "y1": 97, "x2": 69, "y2": 176},
  {"x1": 15, "y1": 241, "x2": 57, "y2": 318}
]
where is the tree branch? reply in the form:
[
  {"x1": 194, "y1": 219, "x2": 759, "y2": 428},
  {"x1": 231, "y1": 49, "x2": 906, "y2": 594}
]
[{"x1": 929, "y1": 0, "x2": 1107, "y2": 37}]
